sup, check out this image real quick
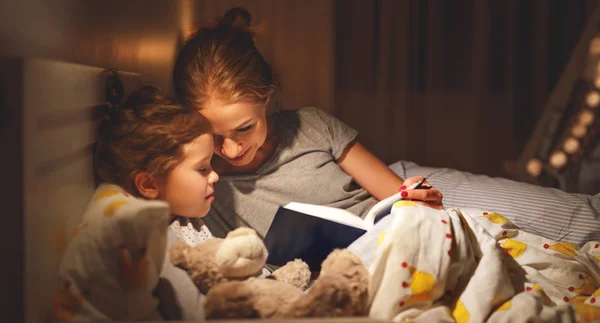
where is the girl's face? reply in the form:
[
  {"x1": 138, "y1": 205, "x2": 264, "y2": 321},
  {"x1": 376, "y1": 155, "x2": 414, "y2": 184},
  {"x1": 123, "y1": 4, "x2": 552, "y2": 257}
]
[
  {"x1": 157, "y1": 133, "x2": 219, "y2": 218},
  {"x1": 200, "y1": 101, "x2": 269, "y2": 167}
]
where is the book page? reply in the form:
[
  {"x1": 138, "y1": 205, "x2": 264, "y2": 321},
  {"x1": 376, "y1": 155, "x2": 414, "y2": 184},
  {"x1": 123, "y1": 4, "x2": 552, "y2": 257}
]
[
  {"x1": 363, "y1": 192, "x2": 403, "y2": 230},
  {"x1": 363, "y1": 180, "x2": 426, "y2": 230},
  {"x1": 283, "y1": 202, "x2": 366, "y2": 229}
]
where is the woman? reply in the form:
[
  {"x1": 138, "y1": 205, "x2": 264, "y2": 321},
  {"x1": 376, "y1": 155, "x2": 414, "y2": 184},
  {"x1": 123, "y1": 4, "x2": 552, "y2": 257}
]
[{"x1": 172, "y1": 7, "x2": 599, "y2": 244}]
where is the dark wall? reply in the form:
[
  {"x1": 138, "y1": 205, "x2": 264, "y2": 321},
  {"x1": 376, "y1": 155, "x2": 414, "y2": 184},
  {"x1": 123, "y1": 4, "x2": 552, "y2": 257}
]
[
  {"x1": 0, "y1": 1, "x2": 333, "y2": 321},
  {"x1": 0, "y1": 0, "x2": 334, "y2": 110}
]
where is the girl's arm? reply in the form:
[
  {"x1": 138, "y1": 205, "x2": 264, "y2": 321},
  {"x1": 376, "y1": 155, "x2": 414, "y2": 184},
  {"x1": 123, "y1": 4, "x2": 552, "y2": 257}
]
[{"x1": 337, "y1": 140, "x2": 443, "y2": 208}]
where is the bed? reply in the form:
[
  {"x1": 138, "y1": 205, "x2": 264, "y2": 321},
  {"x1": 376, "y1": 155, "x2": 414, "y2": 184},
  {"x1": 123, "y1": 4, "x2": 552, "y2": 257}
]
[{"x1": 4, "y1": 57, "x2": 599, "y2": 323}]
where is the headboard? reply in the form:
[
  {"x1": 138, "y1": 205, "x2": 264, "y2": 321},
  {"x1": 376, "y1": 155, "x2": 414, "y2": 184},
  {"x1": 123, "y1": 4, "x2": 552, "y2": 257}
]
[{"x1": 0, "y1": 57, "x2": 141, "y2": 323}]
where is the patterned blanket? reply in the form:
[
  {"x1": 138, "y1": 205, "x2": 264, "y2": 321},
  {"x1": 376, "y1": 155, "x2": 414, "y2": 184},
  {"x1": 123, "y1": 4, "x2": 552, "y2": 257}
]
[{"x1": 350, "y1": 201, "x2": 600, "y2": 322}]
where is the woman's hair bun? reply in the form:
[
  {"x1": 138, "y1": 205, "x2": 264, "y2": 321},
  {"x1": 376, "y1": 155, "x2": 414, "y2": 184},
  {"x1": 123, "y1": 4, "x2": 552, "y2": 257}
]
[
  {"x1": 220, "y1": 7, "x2": 252, "y2": 28},
  {"x1": 124, "y1": 85, "x2": 164, "y2": 108}
]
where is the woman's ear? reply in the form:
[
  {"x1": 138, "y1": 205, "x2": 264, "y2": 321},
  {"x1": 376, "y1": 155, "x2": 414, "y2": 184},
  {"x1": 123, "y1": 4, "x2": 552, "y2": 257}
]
[
  {"x1": 134, "y1": 172, "x2": 160, "y2": 199},
  {"x1": 265, "y1": 91, "x2": 280, "y2": 115}
]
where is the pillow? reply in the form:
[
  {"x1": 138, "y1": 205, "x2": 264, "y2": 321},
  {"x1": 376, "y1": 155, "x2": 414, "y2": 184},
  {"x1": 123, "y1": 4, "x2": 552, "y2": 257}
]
[
  {"x1": 389, "y1": 160, "x2": 600, "y2": 245},
  {"x1": 54, "y1": 183, "x2": 170, "y2": 321}
]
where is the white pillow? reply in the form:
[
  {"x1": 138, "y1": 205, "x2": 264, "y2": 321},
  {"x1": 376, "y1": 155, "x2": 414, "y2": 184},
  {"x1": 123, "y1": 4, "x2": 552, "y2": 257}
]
[{"x1": 54, "y1": 183, "x2": 170, "y2": 321}]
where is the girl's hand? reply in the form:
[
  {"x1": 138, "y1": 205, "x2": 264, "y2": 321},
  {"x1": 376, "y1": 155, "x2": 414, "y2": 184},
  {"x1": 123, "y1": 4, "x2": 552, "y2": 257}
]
[{"x1": 399, "y1": 176, "x2": 444, "y2": 210}]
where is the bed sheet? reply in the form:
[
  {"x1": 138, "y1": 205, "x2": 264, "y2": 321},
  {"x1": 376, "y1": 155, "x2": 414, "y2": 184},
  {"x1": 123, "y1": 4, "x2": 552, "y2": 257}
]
[{"x1": 389, "y1": 160, "x2": 600, "y2": 245}]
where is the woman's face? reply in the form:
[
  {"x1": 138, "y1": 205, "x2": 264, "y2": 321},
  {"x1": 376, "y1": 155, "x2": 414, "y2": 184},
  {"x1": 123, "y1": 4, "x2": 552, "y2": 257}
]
[{"x1": 200, "y1": 101, "x2": 269, "y2": 167}]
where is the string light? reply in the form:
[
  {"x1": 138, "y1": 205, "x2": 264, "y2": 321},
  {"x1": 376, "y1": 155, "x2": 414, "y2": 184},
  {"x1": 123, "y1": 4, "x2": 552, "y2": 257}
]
[
  {"x1": 594, "y1": 77, "x2": 600, "y2": 89},
  {"x1": 562, "y1": 137, "x2": 580, "y2": 154},
  {"x1": 549, "y1": 151, "x2": 568, "y2": 169},
  {"x1": 526, "y1": 158, "x2": 543, "y2": 177},
  {"x1": 590, "y1": 37, "x2": 600, "y2": 55},
  {"x1": 577, "y1": 109, "x2": 595, "y2": 126},
  {"x1": 585, "y1": 91, "x2": 600, "y2": 107},
  {"x1": 571, "y1": 124, "x2": 588, "y2": 138}
]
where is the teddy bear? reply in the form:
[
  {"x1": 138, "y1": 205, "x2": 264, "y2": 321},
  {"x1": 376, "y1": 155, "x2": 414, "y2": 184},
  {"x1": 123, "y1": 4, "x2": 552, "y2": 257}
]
[{"x1": 169, "y1": 227, "x2": 370, "y2": 320}]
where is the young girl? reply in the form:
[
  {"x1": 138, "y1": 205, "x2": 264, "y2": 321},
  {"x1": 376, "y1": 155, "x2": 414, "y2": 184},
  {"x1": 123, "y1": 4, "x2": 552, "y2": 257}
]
[
  {"x1": 172, "y1": 7, "x2": 600, "y2": 244},
  {"x1": 171, "y1": 7, "x2": 442, "y2": 240},
  {"x1": 94, "y1": 84, "x2": 219, "y2": 245}
]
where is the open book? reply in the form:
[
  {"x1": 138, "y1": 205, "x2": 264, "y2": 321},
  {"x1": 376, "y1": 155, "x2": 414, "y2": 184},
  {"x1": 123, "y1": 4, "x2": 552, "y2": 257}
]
[{"x1": 263, "y1": 190, "x2": 409, "y2": 272}]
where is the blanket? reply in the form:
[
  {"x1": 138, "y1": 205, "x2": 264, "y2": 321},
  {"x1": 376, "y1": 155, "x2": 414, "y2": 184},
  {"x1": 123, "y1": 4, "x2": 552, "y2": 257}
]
[{"x1": 364, "y1": 201, "x2": 600, "y2": 323}]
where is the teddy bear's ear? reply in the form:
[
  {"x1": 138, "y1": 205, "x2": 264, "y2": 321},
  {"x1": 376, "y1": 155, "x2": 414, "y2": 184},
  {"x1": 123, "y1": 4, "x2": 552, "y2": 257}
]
[{"x1": 169, "y1": 240, "x2": 192, "y2": 268}]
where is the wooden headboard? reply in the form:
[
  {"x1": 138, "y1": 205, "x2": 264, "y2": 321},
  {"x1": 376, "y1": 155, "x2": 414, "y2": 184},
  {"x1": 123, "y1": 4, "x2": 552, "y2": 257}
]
[{"x1": 0, "y1": 58, "x2": 141, "y2": 323}]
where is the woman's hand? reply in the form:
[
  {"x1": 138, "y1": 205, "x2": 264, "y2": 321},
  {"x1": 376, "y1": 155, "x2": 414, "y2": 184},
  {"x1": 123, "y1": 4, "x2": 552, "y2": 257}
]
[{"x1": 399, "y1": 176, "x2": 444, "y2": 210}]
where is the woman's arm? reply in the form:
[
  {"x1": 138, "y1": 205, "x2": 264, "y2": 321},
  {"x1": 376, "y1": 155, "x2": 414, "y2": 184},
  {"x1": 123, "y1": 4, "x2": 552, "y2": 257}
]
[
  {"x1": 337, "y1": 141, "x2": 443, "y2": 208},
  {"x1": 337, "y1": 140, "x2": 405, "y2": 200}
]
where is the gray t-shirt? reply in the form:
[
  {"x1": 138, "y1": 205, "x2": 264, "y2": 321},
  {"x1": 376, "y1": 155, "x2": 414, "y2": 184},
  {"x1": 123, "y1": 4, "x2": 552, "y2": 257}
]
[{"x1": 203, "y1": 106, "x2": 378, "y2": 238}]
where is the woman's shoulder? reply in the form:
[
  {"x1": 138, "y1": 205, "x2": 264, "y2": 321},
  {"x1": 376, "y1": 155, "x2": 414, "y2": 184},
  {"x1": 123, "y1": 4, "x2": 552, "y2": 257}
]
[
  {"x1": 276, "y1": 106, "x2": 332, "y2": 125},
  {"x1": 296, "y1": 106, "x2": 330, "y2": 118}
]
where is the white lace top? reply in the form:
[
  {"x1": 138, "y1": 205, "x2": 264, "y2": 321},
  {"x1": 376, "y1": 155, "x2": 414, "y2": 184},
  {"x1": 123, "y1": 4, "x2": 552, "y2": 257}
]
[{"x1": 168, "y1": 216, "x2": 271, "y2": 275}]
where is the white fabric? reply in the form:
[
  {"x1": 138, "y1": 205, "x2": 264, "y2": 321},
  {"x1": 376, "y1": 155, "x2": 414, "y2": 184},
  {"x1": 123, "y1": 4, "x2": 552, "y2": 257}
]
[
  {"x1": 169, "y1": 217, "x2": 213, "y2": 246},
  {"x1": 369, "y1": 202, "x2": 600, "y2": 322},
  {"x1": 54, "y1": 184, "x2": 170, "y2": 321}
]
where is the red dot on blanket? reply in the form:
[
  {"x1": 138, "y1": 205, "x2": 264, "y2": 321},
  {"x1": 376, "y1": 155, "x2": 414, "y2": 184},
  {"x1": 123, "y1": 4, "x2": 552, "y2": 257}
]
[
  {"x1": 441, "y1": 219, "x2": 447, "y2": 224},
  {"x1": 591, "y1": 298, "x2": 596, "y2": 304},
  {"x1": 543, "y1": 244, "x2": 549, "y2": 249},
  {"x1": 526, "y1": 287, "x2": 532, "y2": 291},
  {"x1": 399, "y1": 301, "x2": 405, "y2": 306},
  {"x1": 402, "y1": 282, "x2": 409, "y2": 288},
  {"x1": 563, "y1": 297, "x2": 569, "y2": 302},
  {"x1": 579, "y1": 274, "x2": 584, "y2": 280},
  {"x1": 595, "y1": 243, "x2": 599, "y2": 248},
  {"x1": 402, "y1": 262, "x2": 408, "y2": 268},
  {"x1": 446, "y1": 233, "x2": 452, "y2": 239},
  {"x1": 502, "y1": 231, "x2": 508, "y2": 237},
  {"x1": 483, "y1": 212, "x2": 488, "y2": 215},
  {"x1": 448, "y1": 250, "x2": 451, "y2": 256},
  {"x1": 569, "y1": 287, "x2": 575, "y2": 292}
]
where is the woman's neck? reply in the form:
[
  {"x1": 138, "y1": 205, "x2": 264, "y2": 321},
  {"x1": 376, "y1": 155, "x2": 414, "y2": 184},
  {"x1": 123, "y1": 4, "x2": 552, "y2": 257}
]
[{"x1": 213, "y1": 114, "x2": 279, "y2": 175}]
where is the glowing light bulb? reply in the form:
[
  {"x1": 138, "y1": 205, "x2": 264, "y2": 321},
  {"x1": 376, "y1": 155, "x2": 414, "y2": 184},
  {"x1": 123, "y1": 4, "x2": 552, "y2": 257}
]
[
  {"x1": 586, "y1": 91, "x2": 600, "y2": 108},
  {"x1": 563, "y1": 137, "x2": 580, "y2": 154},
  {"x1": 549, "y1": 151, "x2": 568, "y2": 169},
  {"x1": 571, "y1": 124, "x2": 587, "y2": 138},
  {"x1": 526, "y1": 159, "x2": 543, "y2": 177},
  {"x1": 594, "y1": 77, "x2": 600, "y2": 89},
  {"x1": 590, "y1": 37, "x2": 600, "y2": 55},
  {"x1": 578, "y1": 110, "x2": 595, "y2": 126}
]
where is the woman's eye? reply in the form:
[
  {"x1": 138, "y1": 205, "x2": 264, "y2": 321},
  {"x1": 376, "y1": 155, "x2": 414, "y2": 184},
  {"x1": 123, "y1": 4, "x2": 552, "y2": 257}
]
[{"x1": 236, "y1": 125, "x2": 253, "y2": 133}]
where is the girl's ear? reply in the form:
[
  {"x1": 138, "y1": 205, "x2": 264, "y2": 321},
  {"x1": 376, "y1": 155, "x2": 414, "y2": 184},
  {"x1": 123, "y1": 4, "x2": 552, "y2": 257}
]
[{"x1": 134, "y1": 172, "x2": 160, "y2": 199}]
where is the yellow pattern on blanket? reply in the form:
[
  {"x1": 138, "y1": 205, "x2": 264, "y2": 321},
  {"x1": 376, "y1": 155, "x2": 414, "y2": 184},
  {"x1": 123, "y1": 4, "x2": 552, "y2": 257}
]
[{"x1": 369, "y1": 204, "x2": 600, "y2": 323}]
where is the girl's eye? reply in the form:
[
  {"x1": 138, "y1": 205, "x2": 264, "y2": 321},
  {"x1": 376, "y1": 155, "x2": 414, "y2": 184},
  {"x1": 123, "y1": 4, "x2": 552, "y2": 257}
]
[
  {"x1": 198, "y1": 168, "x2": 207, "y2": 174},
  {"x1": 236, "y1": 124, "x2": 253, "y2": 133}
]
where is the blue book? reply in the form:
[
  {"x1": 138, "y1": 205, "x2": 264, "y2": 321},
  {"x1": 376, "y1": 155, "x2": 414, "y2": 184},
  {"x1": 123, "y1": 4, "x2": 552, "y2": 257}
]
[{"x1": 263, "y1": 191, "x2": 407, "y2": 272}]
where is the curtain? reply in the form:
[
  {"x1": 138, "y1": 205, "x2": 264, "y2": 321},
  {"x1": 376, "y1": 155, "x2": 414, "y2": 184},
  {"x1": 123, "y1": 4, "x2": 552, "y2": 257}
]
[{"x1": 335, "y1": 0, "x2": 598, "y2": 177}]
